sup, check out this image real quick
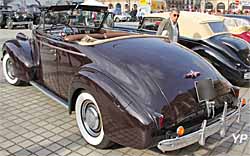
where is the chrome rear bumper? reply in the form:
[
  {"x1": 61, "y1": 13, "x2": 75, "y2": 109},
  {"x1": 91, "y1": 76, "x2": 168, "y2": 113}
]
[{"x1": 157, "y1": 101, "x2": 243, "y2": 152}]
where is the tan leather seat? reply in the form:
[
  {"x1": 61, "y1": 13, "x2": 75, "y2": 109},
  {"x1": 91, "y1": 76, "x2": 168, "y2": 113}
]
[{"x1": 64, "y1": 31, "x2": 132, "y2": 42}]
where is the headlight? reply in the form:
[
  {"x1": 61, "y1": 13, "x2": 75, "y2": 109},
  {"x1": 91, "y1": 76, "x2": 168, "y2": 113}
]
[{"x1": 14, "y1": 12, "x2": 19, "y2": 18}]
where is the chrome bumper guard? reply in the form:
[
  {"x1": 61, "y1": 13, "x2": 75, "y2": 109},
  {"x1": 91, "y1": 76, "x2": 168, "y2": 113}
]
[{"x1": 157, "y1": 101, "x2": 242, "y2": 152}]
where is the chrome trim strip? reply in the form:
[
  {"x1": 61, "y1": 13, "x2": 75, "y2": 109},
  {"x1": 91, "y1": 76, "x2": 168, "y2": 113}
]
[
  {"x1": 35, "y1": 34, "x2": 86, "y2": 57},
  {"x1": 30, "y1": 81, "x2": 68, "y2": 109}
]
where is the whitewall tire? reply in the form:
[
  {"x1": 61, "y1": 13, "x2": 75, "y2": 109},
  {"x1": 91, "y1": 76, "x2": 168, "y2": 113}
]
[
  {"x1": 75, "y1": 92, "x2": 112, "y2": 148},
  {"x1": 2, "y1": 53, "x2": 21, "y2": 85}
]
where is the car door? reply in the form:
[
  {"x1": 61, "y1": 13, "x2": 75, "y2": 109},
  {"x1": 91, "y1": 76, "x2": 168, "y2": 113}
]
[
  {"x1": 56, "y1": 42, "x2": 92, "y2": 100},
  {"x1": 36, "y1": 32, "x2": 61, "y2": 96}
]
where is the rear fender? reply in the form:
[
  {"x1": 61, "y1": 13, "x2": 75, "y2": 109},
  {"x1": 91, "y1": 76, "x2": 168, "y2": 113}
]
[
  {"x1": 2, "y1": 37, "x2": 35, "y2": 81},
  {"x1": 68, "y1": 69, "x2": 156, "y2": 148}
]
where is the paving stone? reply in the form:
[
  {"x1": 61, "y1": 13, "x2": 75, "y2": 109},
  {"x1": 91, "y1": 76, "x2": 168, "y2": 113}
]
[
  {"x1": 95, "y1": 149, "x2": 111, "y2": 155},
  {"x1": 67, "y1": 152, "x2": 82, "y2": 156},
  {"x1": 66, "y1": 143, "x2": 82, "y2": 151},
  {"x1": 14, "y1": 149, "x2": 31, "y2": 156},
  {"x1": 30, "y1": 135, "x2": 45, "y2": 143},
  {"x1": 36, "y1": 149, "x2": 52, "y2": 156},
  {"x1": 46, "y1": 143, "x2": 62, "y2": 152},
  {"x1": 0, "y1": 140, "x2": 15, "y2": 148},
  {"x1": 7, "y1": 145, "x2": 22, "y2": 153},
  {"x1": 0, "y1": 136, "x2": 7, "y2": 143},
  {"x1": 23, "y1": 132, "x2": 37, "y2": 139},
  {"x1": 0, "y1": 150, "x2": 10, "y2": 156},
  {"x1": 87, "y1": 151, "x2": 104, "y2": 156},
  {"x1": 11, "y1": 136, "x2": 26, "y2": 144},
  {"x1": 105, "y1": 151, "x2": 124, "y2": 156},
  {"x1": 57, "y1": 138, "x2": 73, "y2": 147},
  {"x1": 55, "y1": 147, "x2": 71, "y2": 156},
  {"x1": 77, "y1": 147, "x2": 93, "y2": 155},
  {"x1": 19, "y1": 140, "x2": 34, "y2": 148},
  {"x1": 38, "y1": 139, "x2": 53, "y2": 147},
  {"x1": 26, "y1": 144, "x2": 44, "y2": 153},
  {"x1": 40, "y1": 131, "x2": 55, "y2": 138},
  {"x1": 126, "y1": 149, "x2": 144, "y2": 156},
  {"x1": 49, "y1": 135, "x2": 63, "y2": 142}
]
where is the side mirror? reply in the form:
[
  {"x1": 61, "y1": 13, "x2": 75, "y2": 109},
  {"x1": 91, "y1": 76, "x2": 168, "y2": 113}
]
[{"x1": 16, "y1": 33, "x2": 28, "y2": 41}]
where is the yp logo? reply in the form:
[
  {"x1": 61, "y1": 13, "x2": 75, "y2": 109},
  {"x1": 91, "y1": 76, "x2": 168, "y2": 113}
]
[{"x1": 232, "y1": 133, "x2": 248, "y2": 144}]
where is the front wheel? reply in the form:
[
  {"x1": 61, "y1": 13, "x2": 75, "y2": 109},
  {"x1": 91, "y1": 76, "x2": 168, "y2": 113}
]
[
  {"x1": 75, "y1": 92, "x2": 112, "y2": 149},
  {"x1": 2, "y1": 53, "x2": 22, "y2": 85}
]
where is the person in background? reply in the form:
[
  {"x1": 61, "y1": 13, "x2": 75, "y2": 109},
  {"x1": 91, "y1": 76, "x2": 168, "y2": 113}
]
[
  {"x1": 156, "y1": 8, "x2": 180, "y2": 42},
  {"x1": 136, "y1": 8, "x2": 143, "y2": 22}
]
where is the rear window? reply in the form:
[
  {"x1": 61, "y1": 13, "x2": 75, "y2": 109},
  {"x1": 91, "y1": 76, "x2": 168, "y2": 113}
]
[{"x1": 208, "y1": 22, "x2": 228, "y2": 33}]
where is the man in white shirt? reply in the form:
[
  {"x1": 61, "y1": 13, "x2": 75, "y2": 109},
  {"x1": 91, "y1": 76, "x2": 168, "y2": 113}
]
[{"x1": 156, "y1": 8, "x2": 180, "y2": 42}]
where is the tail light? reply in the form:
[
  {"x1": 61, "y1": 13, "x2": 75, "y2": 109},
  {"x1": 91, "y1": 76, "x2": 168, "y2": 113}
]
[
  {"x1": 176, "y1": 126, "x2": 185, "y2": 137},
  {"x1": 154, "y1": 112, "x2": 165, "y2": 129},
  {"x1": 232, "y1": 86, "x2": 240, "y2": 98},
  {"x1": 159, "y1": 115, "x2": 165, "y2": 129}
]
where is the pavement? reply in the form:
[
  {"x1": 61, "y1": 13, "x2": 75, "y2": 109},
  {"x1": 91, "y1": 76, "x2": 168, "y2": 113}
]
[{"x1": 0, "y1": 29, "x2": 250, "y2": 156}]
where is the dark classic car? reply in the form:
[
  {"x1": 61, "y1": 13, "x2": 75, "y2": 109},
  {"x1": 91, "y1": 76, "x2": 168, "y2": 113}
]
[
  {"x1": 3, "y1": 6, "x2": 33, "y2": 29},
  {"x1": 1, "y1": 3, "x2": 244, "y2": 152},
  {"x1": 0, "y1": 5, "x2": 13, "y2": 28},
  {"x1": 120, "y1": 12, "x2": 250, "y2": 87}
]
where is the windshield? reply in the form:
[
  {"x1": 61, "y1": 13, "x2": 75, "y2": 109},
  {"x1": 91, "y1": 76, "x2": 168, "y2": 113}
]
[
  {"x1": 208, "y1": 22, "x2": 228, "y2": 33},
  {"x1": 44, "y1": 9, "x2": 106, "y2": 28}
]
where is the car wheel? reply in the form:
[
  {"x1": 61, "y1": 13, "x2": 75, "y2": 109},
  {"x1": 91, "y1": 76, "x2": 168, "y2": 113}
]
[
  {"x1": 0, "y1": 13, "x2": 4, "y2": 28},
  {"x1": 115, "y1": 18, "x2": 120, "y2": 22},
  {"x1": 2, "y1": 53, "x2": 21, "y2": 85},
  {"x1": 75, "y1": 92, "x2": 112, "y2": 149},
  {"x1": 6, "y1": 18, "x2": 13, "y2": 29}
]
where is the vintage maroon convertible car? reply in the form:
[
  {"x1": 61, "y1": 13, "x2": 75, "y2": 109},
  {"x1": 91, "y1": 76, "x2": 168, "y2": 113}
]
[{"x1": 1, "y1": 3, "x2": 244, "y2": 152}]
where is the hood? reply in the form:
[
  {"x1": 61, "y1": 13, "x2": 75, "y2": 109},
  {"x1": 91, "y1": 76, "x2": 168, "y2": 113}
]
[
  {"x1": 207, "y1": 34, "x2": 250, "y2": 66},
  {"x1": 91, "y1": 37, "x2": 232, "y2": 126}
]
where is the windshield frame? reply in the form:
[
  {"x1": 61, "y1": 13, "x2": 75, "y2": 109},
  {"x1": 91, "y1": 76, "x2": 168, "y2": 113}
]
[{"x1": 39, "y1": 4, "x2": 109, "y2": 30}]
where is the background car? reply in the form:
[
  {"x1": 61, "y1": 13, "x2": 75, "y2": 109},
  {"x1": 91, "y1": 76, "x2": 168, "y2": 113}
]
[
  {"x1": 114, "y1": 12, "x2": 131, "y2": 22},
  {"x1": 0, "y1": 5, "x2": 13, "y2": 28},
  {"x1": 4, "y1": 6, "x2": 33, "y2": 29},
  {"x1": 132, "y1": 12, "x2": 250, "y2": 87},
  {"x1": 1, "y1": 4, "x2": 243, "y2": 152},
  {"x1": 223, "y1": 14, "x2": 250, "y2": 43}
]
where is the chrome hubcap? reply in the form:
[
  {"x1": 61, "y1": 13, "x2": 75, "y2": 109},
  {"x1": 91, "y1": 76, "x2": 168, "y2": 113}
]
[
  {"x1": 6, "y1": 59, "x2": 15, "y2": 79},
  {"x1": 81, "y1": 101, "x2": 101, "y2": 137}
]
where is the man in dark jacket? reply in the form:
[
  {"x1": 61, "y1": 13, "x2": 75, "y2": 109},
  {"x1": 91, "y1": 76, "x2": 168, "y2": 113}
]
[{"x1": 156, "y1": 8, "x2": 180, "y2": 42}]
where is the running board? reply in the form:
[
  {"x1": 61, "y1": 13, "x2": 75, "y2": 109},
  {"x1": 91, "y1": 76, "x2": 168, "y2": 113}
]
[{"x1": 30, "y1": 81, "x2": 69, "y2": 109}]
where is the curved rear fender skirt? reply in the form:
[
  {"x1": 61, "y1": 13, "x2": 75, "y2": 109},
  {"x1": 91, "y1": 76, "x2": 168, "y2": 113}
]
[
  {"x1": 2, "y1": 40, "x2": 35, "y2": 81},
  {"x1": 69, "y1": 71, "x2": 158, "y2": 148}
]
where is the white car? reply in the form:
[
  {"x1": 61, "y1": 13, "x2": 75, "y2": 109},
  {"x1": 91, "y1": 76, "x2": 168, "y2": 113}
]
[{"x1": 114, "y1": 12, "x2": 131, "y2": 22}]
